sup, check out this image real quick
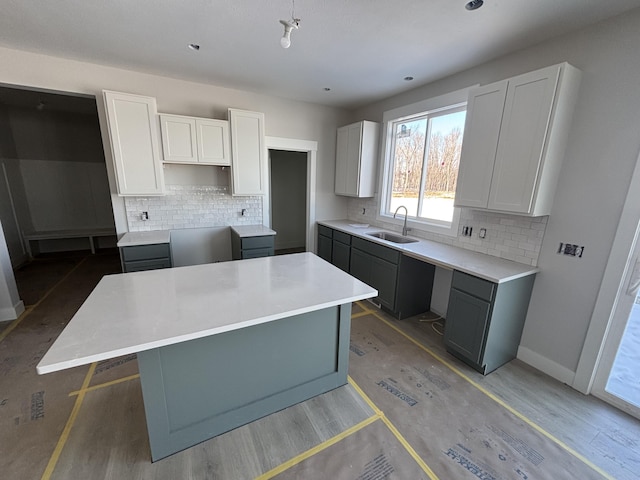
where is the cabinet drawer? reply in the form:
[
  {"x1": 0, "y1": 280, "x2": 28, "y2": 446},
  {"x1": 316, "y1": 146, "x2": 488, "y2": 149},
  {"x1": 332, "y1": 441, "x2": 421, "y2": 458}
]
[
  {"x1": 241, "y1": 235, "x2": 274, "y2": 250},
  {"x1": 242, "y1": 247, "x2": 274, "y2": 259},
  {"x1": 452, "y1": 270, "x2": 495, "y2": 302},
  {"x1": 317, "y1": 224, "x2": 333, "y2": 238},
  {"x1": 121, "y1": 244, "x2": 171, "y2": 262},
  {"x1": 123, "y1": 258, "x2": 172, "y2": 272},
  {"x1": 352, "y1": 237, "x2": 400, "y2": 264},
  {"x1": 333, "y1": 230, "x2": 351, "y2": 245}
]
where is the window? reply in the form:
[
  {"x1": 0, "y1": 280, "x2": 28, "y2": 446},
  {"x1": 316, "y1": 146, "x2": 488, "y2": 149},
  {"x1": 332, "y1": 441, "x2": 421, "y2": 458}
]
[{"x1": 379, "y1": 88, "x2": 471, "y2": 236}]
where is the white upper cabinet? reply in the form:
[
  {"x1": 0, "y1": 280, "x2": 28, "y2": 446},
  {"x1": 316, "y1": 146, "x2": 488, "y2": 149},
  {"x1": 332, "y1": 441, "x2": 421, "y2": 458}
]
[
  {"x1": 228, "y1": 109, "x2": 265, "y2": 196},
  {"x1": 455, "y1": 63, "x2": 581, "y2": 216},
  {"x1": 335, "y1": 120, "x2": 380, "y2": 198},
  {"x1": 159, "y1": 114, "x2": 231, "y2": 166},
  {"x1": 103, "y1": 91, "x2": 165, "y2": 196}
]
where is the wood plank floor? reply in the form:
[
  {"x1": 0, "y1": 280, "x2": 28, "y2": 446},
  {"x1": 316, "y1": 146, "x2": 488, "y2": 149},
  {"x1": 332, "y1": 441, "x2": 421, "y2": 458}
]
[{"x1": 2, "y1": 251, "x2": 639, "y2": 479}]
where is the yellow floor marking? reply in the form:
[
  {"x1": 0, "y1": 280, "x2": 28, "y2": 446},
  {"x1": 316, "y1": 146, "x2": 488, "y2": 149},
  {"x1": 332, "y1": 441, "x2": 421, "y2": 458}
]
[
  {"x1": 255, "y1": 414, "x2": 381, "y2": 479},
  {"x1": 348, "y1": 375, "x2": 440, "y2": 480},
  {"x1": 68, "y1": 373, "x2": 140, "y2": 397},
  {"x1": 41, "y1": 362, "x2": 97, "y2": 480},
  {"x1": 355, "y1": 302, "x2": 615, "y2": 480},
  {"x1": 350, "y1": 310, "x2": 371, "y2": 319},
  {"x1": 0, "y1": 256, "x2": 87, "y2": 344}
]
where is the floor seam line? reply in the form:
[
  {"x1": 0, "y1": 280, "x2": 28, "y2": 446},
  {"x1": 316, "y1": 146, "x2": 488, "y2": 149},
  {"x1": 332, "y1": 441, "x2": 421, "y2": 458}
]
[{"x1": 359, "y1": 304, "x2": 615, "y2": 480}]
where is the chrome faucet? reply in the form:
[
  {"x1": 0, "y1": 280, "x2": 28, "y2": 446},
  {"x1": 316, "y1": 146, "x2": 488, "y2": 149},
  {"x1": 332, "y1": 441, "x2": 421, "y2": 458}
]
[{"x1": 394, "y1": 205, "x2": 410, "y2": 236}]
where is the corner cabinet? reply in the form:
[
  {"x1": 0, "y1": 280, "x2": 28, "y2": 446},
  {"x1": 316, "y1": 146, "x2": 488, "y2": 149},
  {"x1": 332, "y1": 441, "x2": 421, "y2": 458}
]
[
  {"x1": 335, "y1": 121, "x2": 380, "y2": 198},
  {"x1": 455, "y1": 63, "x2": 581, "y2": 216},
  {"x1": 229, "y1": 109, "x2": 266, "y2": 195},
  {"x1": 103, "y1": 91, "x2": 165, "y2": 196},
  {"x1": 159, "y1": 114, "x2": 231, "y2": 166},
  {"x1": 444, "y1": 270, "x2": 535, "y2": 374}
]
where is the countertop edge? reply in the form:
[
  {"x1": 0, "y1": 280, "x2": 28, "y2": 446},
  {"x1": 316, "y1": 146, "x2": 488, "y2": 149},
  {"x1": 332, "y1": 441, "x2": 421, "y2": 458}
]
[{"x1": 319, "y1": 220, "x2": 539, "y2": 283}]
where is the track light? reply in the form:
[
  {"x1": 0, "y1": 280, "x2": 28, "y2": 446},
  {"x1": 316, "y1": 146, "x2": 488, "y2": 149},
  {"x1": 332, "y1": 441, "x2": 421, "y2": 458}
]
[{"x1": 279, "y1": 19, "x2": 299, "y2": 49}]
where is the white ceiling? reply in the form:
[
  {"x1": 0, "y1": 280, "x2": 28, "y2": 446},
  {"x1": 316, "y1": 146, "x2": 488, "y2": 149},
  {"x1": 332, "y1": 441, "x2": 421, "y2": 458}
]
[{"x1": 1, "y1": 0, "x2": 640, "y2": 109}]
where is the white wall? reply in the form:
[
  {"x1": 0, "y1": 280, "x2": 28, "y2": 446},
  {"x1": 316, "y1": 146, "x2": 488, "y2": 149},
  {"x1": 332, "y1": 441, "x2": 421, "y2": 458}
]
[
  {"x1": 354, "y1": 9, "x2": 640, "y2": 384},
  {"x1": 0, "y1": 220, "x2": 24, "y2": 321},
  {"x1": 0, "y1": 45, "x2": 352, "y2": 237}
]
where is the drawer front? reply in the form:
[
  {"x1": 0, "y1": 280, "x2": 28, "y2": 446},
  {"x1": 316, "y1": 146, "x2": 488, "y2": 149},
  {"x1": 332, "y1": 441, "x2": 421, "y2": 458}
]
[
  {"x1": 351, "y1": 237, "x2": 400, "y2": 264},
  {"x1": 242, "y1": 247, "x2": 274, "y2": 259},
  {"x1": 333, "y1": 230, "x2": 351, "y2": 245},
  {"x1": 451, "y1": 270, "x2": 495, "y2": 302},
  {"x1": 317, "y1": 224, "x2": 333, "y2": 238},
  {"x1": 123, "y1": 258, "x2": 172, "y2": 272},
  {"x1": 241, "y1": 235, "x2": 274, "y2": 250},
  {"x1": 121, "y1": 244, "x2": 171, "y2": 262}
]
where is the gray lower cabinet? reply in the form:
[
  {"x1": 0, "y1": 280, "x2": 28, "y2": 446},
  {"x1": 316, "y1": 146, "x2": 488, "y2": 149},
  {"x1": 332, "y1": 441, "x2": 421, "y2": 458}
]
[
  {"x1": 332, "y1": 230, "x2": 351, "y2": 272},
  {"x1": 350, "y1": 236, "x2": 434, "y2": 319},
  {"x1": 231, "y1": 232, "x2": 275, "y2": 260},
  {"x1": 444, "y1": 270, "x2": 535, "y2": 375},
  {"x1": 120, "y1": 243, "x2": 172, "y2": 273},
  {"x1": 317, "y1": 225, "x2": 333, "y2": 263}
]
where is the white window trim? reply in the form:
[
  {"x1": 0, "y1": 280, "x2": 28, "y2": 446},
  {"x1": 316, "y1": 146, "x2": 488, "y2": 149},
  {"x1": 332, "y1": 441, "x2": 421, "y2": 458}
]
[{"x1": 377, "y1": 86, "x2": 477, "y2": 237}]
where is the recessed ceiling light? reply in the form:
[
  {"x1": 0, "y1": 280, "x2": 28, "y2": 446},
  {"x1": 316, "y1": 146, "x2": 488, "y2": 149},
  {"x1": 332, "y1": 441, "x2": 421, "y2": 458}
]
[
  {"x1": 404, "y1": 76, "x2": 414, "y2": 81},
  {"x1": 188, "y1": 43, "x2": 200, "y2": 51},
  {"x1": 324, "y1": 87, "x2": 331, "y2": 91},
  {"x1": 465, "y1": 0, "x2": 484, "y2": 11}
]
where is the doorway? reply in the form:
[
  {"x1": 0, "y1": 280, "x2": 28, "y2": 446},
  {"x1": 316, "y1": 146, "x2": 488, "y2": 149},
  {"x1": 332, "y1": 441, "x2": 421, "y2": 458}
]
[
  {"x1": 576, "y1": 147, "x2": 640, "y2": 419},
  {"x1": 269, "y1": 149, "x2": 307, "y2": 254},
  {"x1": 263, "y1": 136, "x2": 318, "y2": 254}
]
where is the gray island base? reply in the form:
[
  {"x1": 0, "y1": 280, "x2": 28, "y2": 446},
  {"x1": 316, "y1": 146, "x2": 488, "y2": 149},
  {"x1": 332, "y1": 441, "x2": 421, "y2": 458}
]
[
  {"x1": 36, "y1": 253, "x2": 376, "y2": 462},
  {"x1": 138, "y1": 303, "x2": 352, "y2": 461}
]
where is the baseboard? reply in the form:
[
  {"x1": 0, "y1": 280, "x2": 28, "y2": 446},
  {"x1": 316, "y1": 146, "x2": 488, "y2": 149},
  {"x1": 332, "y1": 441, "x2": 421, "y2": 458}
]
[
  {"x1": 517, "y1": 346, "x2": 576, "y2": 386},
  {"x1": 0, "y1": 300, "x2": 25, "y2": 322}
]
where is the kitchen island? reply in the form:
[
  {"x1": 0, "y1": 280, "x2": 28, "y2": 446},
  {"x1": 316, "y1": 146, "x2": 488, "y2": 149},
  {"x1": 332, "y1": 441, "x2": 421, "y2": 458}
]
[{"x1": 37, "y1": 253, "x2": 377, "y2": 461}]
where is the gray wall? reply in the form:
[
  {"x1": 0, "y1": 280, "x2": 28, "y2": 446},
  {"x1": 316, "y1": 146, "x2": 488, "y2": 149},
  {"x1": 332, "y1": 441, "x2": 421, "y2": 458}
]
[{"x1": 353, "y1": 9, "x2": 640, "y2": 383}]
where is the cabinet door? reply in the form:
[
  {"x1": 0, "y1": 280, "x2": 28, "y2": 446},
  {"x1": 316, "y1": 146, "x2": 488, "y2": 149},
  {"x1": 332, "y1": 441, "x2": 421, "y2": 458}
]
[
  {"x1": 103, "y1": 91, "x2": 164, "y2": 196},
  {"x1": 488, "y1": 65, "x2": 560, "y2": 213},
  {"x1": 317, "y1": 234, "x2": 332, "y2": 262},
  {"x1": 444, "y1": 288, "x2": 491, "y2": 365},
  {"x1": 371, "y1": 257, "x2": 398, "y2": 311},
  {"x1": 335, "y1": 123, "x2": 362, "y2": 196},
  {"x1": 159, "y1": 115, "x2": 198, "y2": 163},
  {"x1": 454, "y1": 81, "x2": 507, "y2": 209},
  {"x1": 196, "y1": 119, "x2": 231, "y2": 165},
  {"x1": 332, "y1": 240, "x2": 351, "y2": 272},
  {"x1": 349, "y1": 247, "x2": 372, "y2": 286},
  {"x1": 229, "y1": 109, "x2": 265, "y2": 195}
]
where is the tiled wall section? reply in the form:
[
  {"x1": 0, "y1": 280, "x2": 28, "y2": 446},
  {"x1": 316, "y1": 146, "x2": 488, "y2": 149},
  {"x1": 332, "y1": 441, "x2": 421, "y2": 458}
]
[
  {"x1": 124, "y1": 185, "x2": 263, "y2": 231},
  {"x1": 347, "y1": 197, "x2": 547, "y2": 266}
]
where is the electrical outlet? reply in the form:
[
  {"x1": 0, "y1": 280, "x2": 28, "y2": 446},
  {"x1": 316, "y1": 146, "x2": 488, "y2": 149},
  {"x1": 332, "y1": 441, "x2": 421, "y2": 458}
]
[
  {"x1": 479, "y1": 228, "x2": 486, "y2": 239},
  {"x1": 141, "y1": 211, "x2": 148, "y2": 221}
]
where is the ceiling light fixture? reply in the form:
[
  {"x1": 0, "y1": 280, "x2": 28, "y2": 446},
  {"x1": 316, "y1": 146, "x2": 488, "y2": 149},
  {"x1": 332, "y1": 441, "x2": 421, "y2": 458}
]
[
  {"x1": 188, "y1": 43, "x2": 200, "y2": 51},
  {"x1": 279, "y1": 0, "x2": 301, "y2": 49},
  {"x1": 465, "y1": 0, "x2": 484, "y2": 11},
  {"x1": 404, "y1": 76, "x2": 414, "y2": 81}
]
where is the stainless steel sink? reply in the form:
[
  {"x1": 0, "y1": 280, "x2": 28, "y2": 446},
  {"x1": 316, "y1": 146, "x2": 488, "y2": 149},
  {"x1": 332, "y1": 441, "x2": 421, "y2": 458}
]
[{"x1": 366, "y1": 232, "x2": 419, "y2": 244}]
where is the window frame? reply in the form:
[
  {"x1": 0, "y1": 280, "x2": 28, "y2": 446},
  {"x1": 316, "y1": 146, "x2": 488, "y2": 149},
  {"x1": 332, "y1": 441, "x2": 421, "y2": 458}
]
[{"x1": 377, "y1": 87, "x2": 474, "y2": 237}]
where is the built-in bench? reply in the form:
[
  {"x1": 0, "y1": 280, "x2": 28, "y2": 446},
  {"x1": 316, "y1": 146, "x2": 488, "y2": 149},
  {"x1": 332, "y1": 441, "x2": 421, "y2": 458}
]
[{"x1": 23, "y1": 228, "x2": 116, "y2": 257}]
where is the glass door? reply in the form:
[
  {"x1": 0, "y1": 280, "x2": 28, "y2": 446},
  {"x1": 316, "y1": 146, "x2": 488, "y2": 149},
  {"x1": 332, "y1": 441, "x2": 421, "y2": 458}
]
[{"x1": 591, "y1": 234, "x2": 640, "y2": 419}]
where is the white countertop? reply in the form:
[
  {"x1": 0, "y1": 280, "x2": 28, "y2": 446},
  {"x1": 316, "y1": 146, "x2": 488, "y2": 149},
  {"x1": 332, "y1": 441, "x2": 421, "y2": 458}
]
[
  {"x1": 319, "y1": 220, "x2": 539, "y2": 283},
  {"x1": 37, "y1": 252, "x2": 376, "y2": 375},
  {"x1": 117, "y1": 230, "x2": 171, "y2": 247},
  {"x1": 231, "y1": 225, "x2": 277, "y2": 237}
]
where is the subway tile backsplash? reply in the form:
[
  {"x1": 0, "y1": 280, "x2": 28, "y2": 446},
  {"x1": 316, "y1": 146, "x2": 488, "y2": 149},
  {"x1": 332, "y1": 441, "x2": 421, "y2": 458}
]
[
  {"x1": 347, "y1": 197, "x2": 546, "y2": 266},
  {"x1": 125, "y1": 185, "x2": 263, "y2": 231}
]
